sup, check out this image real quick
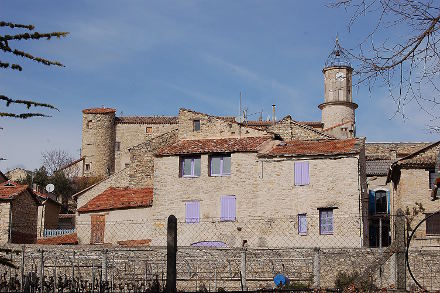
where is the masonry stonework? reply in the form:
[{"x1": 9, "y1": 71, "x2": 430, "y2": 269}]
[
  {"x1": 11, "y1": 191, "x2": 37, "y2": 244},
  {"x1": 82, "y1": 109, "x2": 116, "y2": 177}
]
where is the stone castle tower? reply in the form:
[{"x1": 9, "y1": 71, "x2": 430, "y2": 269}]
[
  {"x1": 81, "y1": 108, "x2": 116, "y2": 177},
  {"x1": 319, "y1": 38, "x2": 357, "y2": 139}
]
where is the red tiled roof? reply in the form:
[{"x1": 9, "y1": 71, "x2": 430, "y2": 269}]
[
  {"x1": 78, "y1": 187, "x2": 153, "y2": 213},
  {"x1": 298, "y1": 121, "x2": 323, "y2": 127},
  {"x1": 0, "y1": 181, "x2": 28, "y2": 200},
  {"x1": 156, "y1": 136, "x2": 271, "y2": 156},
  {"x1": 115, "y1": 116, "x2": 178, "y2": 124},
  {"x1": 117, "y1": 239, "x2": 151, "y2": 246},
  {"x1": 82, "y1": 108, "x2": 116, "y2": 114},
  {"x1": 37, "y1": 233, "x2": 78, "y2": 245},
  {"x1": 263, "y1": 139, "x2": 360, "y2": 157}
]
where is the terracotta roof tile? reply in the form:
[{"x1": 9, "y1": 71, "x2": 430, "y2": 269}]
[
  {"x1": 78, "y1": 187, "x2": 153, "y2": 213},
  {"x1": 263, "y1": 139, "x2": 360, "y2": 157},
  {"x1": 115, "y1": 116, "x2": 178, "y2": 124},
  {"x1": 82, "y1": 108, "x2": 116, "y2": 114},
  {"x1": 156, "y1": 136, "x2": 271, "y2": 156},
  {"x1": 0, "y1": 181, "x2": 28, "y2": 200},
  {"x1": 366, "y1": 160, "x2": 393, "y2": 176},
  {"x1": 395, "y1": 141, "x2": 440, "y2": 168},
  {"x1": 37, "y1": 233, "x2": 78, "y2": 245}
]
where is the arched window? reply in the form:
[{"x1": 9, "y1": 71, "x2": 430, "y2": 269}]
[{"x1": 375, "y1": 190, "x2": 387, "y2": 214}]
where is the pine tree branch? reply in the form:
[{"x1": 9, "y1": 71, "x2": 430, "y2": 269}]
[
  {"x1": 0, "y1": 257, "x2": 16, "y2": 269},
  {"x1": 0, "y1": 112, "x2": 50, "y2": 119},
  {"x1": 0, "y1": 60, "x2": 22, "y2": 71},
  {"x1": 0, "y1": 42, "x2": 64, "y2": 67},
  {"x1": 0, "y1": 95, "x2": 58, "y2": 110},
  {"x1": 0, "y1": 21, "x2": 34, "y2": 31},
  {"x1": 0, "y1": 31, "x2": 69, "y2": 42}
]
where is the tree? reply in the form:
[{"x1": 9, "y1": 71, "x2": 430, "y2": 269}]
[
  {"x1": 332, "y1": 1, "x2": 440, "y2": 127},
  {"x1": 41, "y1": 149, "x2": 74, "y2": 176},
  {"x1": 0, "y1": 21, "x2": 68, "y2": 118}
]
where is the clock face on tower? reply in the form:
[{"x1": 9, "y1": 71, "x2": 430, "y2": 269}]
[{"x1": 336, "y1": 72, "x2": 345, "y2": 81}]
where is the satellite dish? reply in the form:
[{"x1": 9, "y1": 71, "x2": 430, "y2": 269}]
[{"x1": 46, "y1": 184, "x2": 55, "y2": 193}]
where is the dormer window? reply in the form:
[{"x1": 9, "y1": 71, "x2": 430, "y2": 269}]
[{"x1": 193, "y1": 120, "x2": 201, "y2": 132}]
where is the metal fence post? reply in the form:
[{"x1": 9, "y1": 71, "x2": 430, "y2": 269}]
[
  {"x1": 313, "y1": 247, "x2": 321, "y2": 288},
  {"x1": 241, "y1": 248, "x2": 247, "y2": 291},
  {"x1": 395, "y1": 209, "x2": 406, "y2": 291},
  {"x1": 167, "y1": 215, "x2": 177, "y2": 293},
  {"x1": 21, "y1": 245, "x2": 25, "y2": 292},
  {"x1": 102, "y1": 249, "x2": 108, "y2": 283},
  {"x1": 39, "y1": 249, "x2": 44, "y2": 293}
]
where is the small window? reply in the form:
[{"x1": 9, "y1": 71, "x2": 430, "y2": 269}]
[
  {"x1": 115, "y1": 142, "x2": 121, "y2": 151},
  {"x1": 220, "y1": 195, "x2": 236, "y2": 221},
  {"x1": 125, "y1": 163, "x2": 130, "y2": 168},
  {"x1": 87, "y1": 120, "x2": 93, "y2": 129},
  {"x1": 298, "y1": 214, "x2": 307, "y2": 235},
  {"x1": 426, "y1": 213, "x2": 440, "y2": 235},
  {"x1": 210, "y1": 155, "x2": 231, "y2": 176},
  {"x1": 294, "y1": 162, "x2": 309, "y2": 186},
  {"x1": 319, "y1": 209, "x2": 333, "y2": 235},
  {"x1": 185, "y1": 201, "x2": 200, "y2": 223},
  {"x1": 429, "y1": 169, "x2": 437, "y2": 189},
  {"x1": 146, "y1": 127, "x2": 153, "y2": 134},
  {"x1": 85, "y1": 164, "x2": 90, "y2": 172},
  {"x1": 193, "y1": 120, "x2": 201, "y2": 132},
  {"x1": 180, "y1": 156, "x2": 201, "y2": 177}
]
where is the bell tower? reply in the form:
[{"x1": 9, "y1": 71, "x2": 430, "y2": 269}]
[{"x1": 319, "y1": 38, "x2": 357, "y2": 139}]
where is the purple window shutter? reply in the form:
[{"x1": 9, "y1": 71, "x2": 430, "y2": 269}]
[
  {"x1": 294, "y1": 162, "x2": 302, "y2": 185},
  {"x1": 186, "y1": 201, "x2": 200, "y2": 223},
  {"x1": 301, "y1": 162, "x2": 309, "y2": 185},
  {"x1": 221, "y1": 196, "x2": 236, "y2": 221}
]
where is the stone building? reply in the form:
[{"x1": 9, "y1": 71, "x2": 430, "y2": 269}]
[
  {"x1": 0, "y1": 181, "x2": 39, "y2": 244},
  {"x1": 72, "y1": 40, "x2": 435, "y2": 248},
  {"x1": 387, "y1": 141, "x2": 440, "y2": 247},
  {"x1": 36, "y1": 192, "x2": 62, "y2": 238}
]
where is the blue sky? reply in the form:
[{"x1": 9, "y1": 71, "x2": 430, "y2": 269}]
[{"x1": 1, "y1": 1, "x2": 438, "y2": 171}]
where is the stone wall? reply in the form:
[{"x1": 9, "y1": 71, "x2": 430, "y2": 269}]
[
  {"x1": 178, "y1": 109, "x2": 267, "y2": 140},
  {"x1": 267, "y1": 116, "x2": 331, "y2": 141},
  {"x1": 0, "y1": 244, "x2": 426, "y2": 291},
  {"x1": 0, "y1": 202, "x2": 10, "y2": 244},
  {"x1": 153, "y1": 151, "x2": 364, "y2": 248},
  {"x1": 128, "y1": 129, "x2": 178, "y2": 188},
  {"x1": 115, "y1": 123, "x2": 178, "y2": 173},
  {"x1": 11, "y1": 190, "x2": 37, "y2": 244},
  {"x1": 394, "y1": 168, "x2": 438, "y2": 246},
  {"x1": 82, "y1": 111, "x2": 116, "y2": 178}
]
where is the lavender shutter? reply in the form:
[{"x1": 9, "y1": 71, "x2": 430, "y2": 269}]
[
  {"x1": 301, "y1": 162, "x2": 310, "y2": 185},
  {"x1": 221, "y1": 196, "x2": 236, "y2": 221},
  {"x1": 294, "y1": 162, "x2": 302, "y2": 185},
  {"x1": 186, "y1": 201, "x2": 200, "y2": 223}
]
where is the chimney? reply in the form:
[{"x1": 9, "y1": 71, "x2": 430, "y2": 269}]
[{"x1": 272, "y1": 104, "x2": 276, "y2": 126}]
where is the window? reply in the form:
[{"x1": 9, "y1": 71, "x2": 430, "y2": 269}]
[
  {"x1": 426, "y1": 213, "x2": 440, "y2": 235},
  {"x1": 210, "y1": 155, "x2": 231, "y2": 176},
  {"x1": 125, "y1": 163, "x2": 130, "y2": 168},
  {"x1": 298, "y1": 214, "x2": 307, "y2": 235},
  {"x1": 185, "y1": 201, "x2": 200, "y2": 223},
  {"x1": 429, "y1": 169, "x2": 437, "y2": 189},
  {"x1": 146, "y1": 127, "x2": 153, "y2": 134},
  {"x1": 294, "y1": 162, "x2": 309, "y2": 186},
  {"x1": 87, "y1": 120, "x2": 92, "y2": 129},
  {"x1": 375, "y1": 190, "x2": 387, "y2": 214},
  {"x1": 319, "y1": 209, "x2": 333, "y2": 235},
  {"x1": 180, "y1": 156, "x2": 201, "y2": 177},
  {"x1": 115, "y1": 141, "x2": 121, "y2": 151},
  {"x1": 85, "y1": 164, "x2": 90, "y2": 172},
  {"x1": 193, "y1": 120, "x2": 201, "y2": 132},
  {"x1": 220, "y1": 195, "x2": 236, "y2": 221}
]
